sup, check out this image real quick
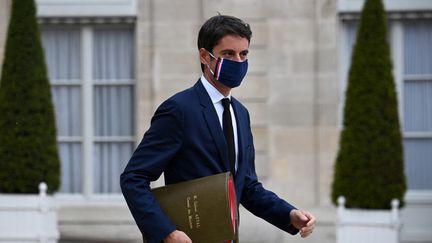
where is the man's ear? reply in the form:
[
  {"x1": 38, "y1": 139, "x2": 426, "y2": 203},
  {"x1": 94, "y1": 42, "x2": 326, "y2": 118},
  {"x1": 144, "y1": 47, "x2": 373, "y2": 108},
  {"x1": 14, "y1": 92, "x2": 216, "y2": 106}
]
[{"x1": 199, "y1": 48, "x2": 211, "y2": 65}]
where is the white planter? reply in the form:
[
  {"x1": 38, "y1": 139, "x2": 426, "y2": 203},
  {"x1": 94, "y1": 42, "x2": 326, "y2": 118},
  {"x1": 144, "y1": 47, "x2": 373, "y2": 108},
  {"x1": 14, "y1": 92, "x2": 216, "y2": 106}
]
[
  {"x1": 0, "y1": 183, "x2": 59, "y2": 243},
  {"x1": 337, "y1": 196, "x2": 401, "y2": 243}
]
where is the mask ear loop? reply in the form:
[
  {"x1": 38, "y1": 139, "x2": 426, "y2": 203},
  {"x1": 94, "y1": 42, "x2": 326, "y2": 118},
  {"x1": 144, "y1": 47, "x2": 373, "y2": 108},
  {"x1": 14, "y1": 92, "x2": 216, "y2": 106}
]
[
  {"x1": 206, "y1": 50, "x2": 225, "y2": 80},
  {"x1": 207, "y1": 50, "x2": 216, "y2": 59},
  {"x1": 206, "y1": 50, "x2": 217, "y2": 76}
]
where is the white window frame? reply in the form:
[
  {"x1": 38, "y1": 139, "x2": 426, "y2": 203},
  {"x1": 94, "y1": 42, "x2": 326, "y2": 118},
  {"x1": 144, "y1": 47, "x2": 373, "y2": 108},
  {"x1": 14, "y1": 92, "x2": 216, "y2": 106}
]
[
  {"x1": 81, "y1": 26, "x2": 94, "y2": 196},
  {"x1": 45, "y1": 24, "x2": 136, "y2": 198},
  {"x1": 36, "y1": 0, "x2": 137, "y2": 17},
  {"x1": 37, "y1": 0, "x2": 137, "y2": 201}
]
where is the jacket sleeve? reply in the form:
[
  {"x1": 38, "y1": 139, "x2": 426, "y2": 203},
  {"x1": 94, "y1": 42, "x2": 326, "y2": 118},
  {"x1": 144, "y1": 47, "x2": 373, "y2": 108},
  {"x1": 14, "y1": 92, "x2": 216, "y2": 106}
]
[
  {"x1": 120, "y1": 99, "x2": 184, "y2": 243},
  {"x1": 239, "y1": 112, "x2": 299, "y2": 235}
]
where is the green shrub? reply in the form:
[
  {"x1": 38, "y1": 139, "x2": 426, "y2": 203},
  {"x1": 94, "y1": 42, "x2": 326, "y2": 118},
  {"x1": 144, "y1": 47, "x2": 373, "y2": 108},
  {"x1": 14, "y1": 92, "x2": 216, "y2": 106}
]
[
  {"x1": 331, "y1": 0, "x2": 406, "y2": 209},
  {"x1": 0, "y1": 0, "x2": 60, "y2": 193}
]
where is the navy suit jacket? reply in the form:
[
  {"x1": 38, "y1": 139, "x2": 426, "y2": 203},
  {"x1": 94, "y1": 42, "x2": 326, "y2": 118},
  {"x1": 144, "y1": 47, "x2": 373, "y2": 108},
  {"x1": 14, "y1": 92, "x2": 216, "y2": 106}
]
[{"x1": 120, "y1": 80, "x2": 298, "y2": 243}]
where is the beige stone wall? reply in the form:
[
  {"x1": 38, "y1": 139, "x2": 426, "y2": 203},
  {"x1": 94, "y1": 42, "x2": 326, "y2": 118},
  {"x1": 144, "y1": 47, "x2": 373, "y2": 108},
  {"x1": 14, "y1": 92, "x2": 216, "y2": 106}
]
[
  {"x1": 135, "y1": 0, "x2": 204, "y2": 139},
  {"x1": 0, "y1": 0, "x2": 339, "y2": 241},
  {"x1": 0, "y1": 0, "x2": 11, "y2": 75},
  {"x1": 136, "y1": 0, "x2": 339, "y2": 242},
  {"x1": 136, "y1": 0, "x2": 339, "y2": 204},
  {"x1": 1, "y1": 1, "x2": 428, "y2": 242}
]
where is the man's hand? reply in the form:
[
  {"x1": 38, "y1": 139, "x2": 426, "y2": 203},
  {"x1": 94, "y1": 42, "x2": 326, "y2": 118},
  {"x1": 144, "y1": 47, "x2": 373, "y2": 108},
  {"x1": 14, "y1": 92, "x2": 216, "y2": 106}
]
[
  {"x1": 289, "y1": 209, "x2": 316, "y2": 238},
  {"x1": 164, "y1": 230, "x2": 192, "y2": 243}
]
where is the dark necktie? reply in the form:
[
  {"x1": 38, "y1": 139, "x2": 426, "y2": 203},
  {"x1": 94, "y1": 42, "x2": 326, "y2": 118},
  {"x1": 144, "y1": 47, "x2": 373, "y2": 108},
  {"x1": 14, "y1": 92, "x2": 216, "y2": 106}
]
[{"x1": 222, "y1": 98, "x2": 236, "y2": 177}]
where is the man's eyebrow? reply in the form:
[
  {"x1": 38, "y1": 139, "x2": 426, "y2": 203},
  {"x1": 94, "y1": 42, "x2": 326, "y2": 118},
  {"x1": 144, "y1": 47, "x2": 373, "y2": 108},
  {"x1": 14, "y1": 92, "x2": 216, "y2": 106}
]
[
  {"x1": 219, "y1": 49, "x2": 235, "y2": 53},
  {"x1": 219, "y1": 49, "x2": 249, "y2": 53}
]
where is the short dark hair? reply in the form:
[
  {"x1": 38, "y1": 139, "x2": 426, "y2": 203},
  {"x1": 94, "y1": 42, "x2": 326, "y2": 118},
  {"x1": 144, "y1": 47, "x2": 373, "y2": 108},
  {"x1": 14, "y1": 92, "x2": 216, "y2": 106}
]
[{"x1": 197, "y1": 14, "x2": 252, "y2": 71}]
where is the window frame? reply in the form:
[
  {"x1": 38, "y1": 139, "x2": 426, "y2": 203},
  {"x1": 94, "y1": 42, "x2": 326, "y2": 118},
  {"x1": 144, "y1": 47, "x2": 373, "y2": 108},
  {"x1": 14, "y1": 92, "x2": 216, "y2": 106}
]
[{"x1": 43, "y1": 24, "x2": 136, "y2": 196}]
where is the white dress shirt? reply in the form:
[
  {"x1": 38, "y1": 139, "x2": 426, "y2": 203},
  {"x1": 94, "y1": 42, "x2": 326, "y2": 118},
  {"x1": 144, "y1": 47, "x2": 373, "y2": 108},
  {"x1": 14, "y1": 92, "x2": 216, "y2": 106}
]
[{"x1": 200, "y1": 75, "x2": 238, "y2": 170}]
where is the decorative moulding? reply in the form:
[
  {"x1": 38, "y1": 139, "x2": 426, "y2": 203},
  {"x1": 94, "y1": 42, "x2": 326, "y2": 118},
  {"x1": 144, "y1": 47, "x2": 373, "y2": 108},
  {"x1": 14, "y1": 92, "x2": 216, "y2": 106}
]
[
  {"x1": 338, "y1": 0, "x2": 432, "y2": 13},
  {"x1": 36, "y1": 0, "x2": 137, "y2": 18}
]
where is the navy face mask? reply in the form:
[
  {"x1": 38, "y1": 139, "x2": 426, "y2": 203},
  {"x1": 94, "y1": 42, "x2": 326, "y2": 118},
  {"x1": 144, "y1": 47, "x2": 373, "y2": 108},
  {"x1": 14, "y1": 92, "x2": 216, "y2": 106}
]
[{"x1": 207, "y1": 51, "x2": 248, "y2": 88}]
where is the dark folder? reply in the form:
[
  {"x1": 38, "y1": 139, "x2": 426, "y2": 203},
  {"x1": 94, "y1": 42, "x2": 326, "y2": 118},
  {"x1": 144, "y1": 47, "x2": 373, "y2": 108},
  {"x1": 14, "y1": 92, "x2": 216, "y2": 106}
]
[{"x1": 151, "y1": 172, "x2": 238, "y2": 243}]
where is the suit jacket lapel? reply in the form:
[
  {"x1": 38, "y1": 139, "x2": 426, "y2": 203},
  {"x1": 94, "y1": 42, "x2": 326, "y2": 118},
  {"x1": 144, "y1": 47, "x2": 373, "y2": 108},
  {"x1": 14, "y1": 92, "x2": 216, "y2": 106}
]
[{"x1": 194, "y1": 80, "x2": 231, "y2": 172}]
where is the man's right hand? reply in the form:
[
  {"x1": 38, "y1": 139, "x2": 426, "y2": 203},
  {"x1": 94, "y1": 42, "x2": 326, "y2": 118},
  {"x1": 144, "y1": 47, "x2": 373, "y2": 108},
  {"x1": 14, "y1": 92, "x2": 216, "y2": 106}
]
[{"x1": 164, "y1": 230, "x2": 192, "y2": 243}]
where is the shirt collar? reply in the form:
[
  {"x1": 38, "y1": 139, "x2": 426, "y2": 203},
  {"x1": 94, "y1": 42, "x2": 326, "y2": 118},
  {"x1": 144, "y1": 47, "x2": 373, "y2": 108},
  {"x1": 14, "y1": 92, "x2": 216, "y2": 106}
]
[{"x1": 200, "y1": 75, "x2": 231, "y2": 104}]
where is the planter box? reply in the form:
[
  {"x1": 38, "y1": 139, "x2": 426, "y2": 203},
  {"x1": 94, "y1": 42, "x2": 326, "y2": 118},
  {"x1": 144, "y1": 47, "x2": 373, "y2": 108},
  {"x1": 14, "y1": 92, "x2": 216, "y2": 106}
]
[
  {"x1": 336, "y1": 196, "x2": 401, "y2": 243},
  {"x1": 0, "y1": 183, "x2": 59, "y2": 243}
]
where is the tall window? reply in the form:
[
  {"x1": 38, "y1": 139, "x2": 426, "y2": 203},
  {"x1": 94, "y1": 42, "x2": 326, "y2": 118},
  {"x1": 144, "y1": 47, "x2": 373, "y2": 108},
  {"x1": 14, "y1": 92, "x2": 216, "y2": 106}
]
[
  {"x1": 341, "y1": 19, "x2": 432, "y2": 191},
  {"x1": 41, "y1": 25, "x2": 135, "y2": 194},
  {"x1": 403, "y1": 21, "x2": 432, "y2": 190}
]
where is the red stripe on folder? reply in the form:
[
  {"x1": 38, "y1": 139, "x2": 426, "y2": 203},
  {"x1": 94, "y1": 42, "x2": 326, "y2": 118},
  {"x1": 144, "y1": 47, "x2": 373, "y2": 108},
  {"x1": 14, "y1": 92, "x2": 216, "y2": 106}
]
[{"x1": 228, "y1": 176, "x2": 237, "y2": 234}]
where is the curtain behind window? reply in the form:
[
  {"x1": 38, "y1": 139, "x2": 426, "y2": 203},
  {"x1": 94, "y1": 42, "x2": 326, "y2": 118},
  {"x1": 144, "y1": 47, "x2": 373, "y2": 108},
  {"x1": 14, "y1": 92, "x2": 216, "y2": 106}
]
[
  {"x1": 42, "y1": 27, "x2": 135, "y2": 194},
  {"x1": 93, "y1": 28, "x2": 135, "y2": 193},
  {"x1": 42, "y1": 28, "x2": 82, "y2": 193},
  {"x1": 403, "y1": 20, "x2": 432, "y2": 190}
]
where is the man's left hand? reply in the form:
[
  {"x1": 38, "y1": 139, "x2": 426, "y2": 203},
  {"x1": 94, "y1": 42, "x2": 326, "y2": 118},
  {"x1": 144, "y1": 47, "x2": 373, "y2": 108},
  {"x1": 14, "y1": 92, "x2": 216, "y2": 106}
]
[{"x1": 289, "y1": 209, "x2": 316, "y2": 238}]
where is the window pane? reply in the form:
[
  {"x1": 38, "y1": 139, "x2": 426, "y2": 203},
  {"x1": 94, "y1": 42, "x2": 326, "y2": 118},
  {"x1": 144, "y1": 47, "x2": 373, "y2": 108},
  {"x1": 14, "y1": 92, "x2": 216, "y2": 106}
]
[
  {"x1": 404, "y1": 139, "x2": 432, "y2": 190},
  {"x1": 403, "y1": 80, "x2": 432, "y2": 132},
  {"x1": 404, "y1": 21, "x2": 432, "y2": 75},
  {"x1": 93, "y1": 142, "x2": 134, "y2": 193},
  {"x1": 59, "y1": 143, "x2": 82, "y2": 193},
  {"x1": 93, "y1": 86, "x2": 134, "y2": 136},
  {"x1": 92, "y1": 27, "x2": 135, "y2": 194},
  {"x1": 41, "y1": 28, "x2": 81, "y2": 81},
  {"x1": 52, "y1": 86, "x2": 82, "y2": 136},
  {"x1": 93, "y1": 28, "x2": 134, "y2": 81},
  {"x1": 346, "y1": 21, "x2": 358, "y2": 63},
  {"x1": 403, "y1": 20, "x2": 432, "y2": 190},
  {"x1": 42, "y1": 28, "x2": 83, "y2": 193}
]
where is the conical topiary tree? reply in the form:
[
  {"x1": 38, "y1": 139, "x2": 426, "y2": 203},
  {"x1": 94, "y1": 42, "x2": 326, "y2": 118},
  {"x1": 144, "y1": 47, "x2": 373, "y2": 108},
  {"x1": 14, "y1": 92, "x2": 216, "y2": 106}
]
[
  {"x1": 331, "y1": 0, "x2": 406, "y2": 209},
  {"x1": 0, "y1": 0, "x2": 60, "y2": 193}
]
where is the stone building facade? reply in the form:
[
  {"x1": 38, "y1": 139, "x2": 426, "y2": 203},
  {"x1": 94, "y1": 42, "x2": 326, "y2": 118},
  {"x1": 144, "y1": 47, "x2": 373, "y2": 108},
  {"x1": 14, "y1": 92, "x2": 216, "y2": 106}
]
[{"x1": 0, "y1": 0, "x2": 431, "y2": 242}]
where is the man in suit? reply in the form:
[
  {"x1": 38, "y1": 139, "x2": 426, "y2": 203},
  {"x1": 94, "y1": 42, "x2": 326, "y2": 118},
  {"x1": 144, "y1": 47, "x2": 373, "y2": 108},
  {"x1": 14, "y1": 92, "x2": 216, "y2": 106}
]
[{"x1": 120, "y1": 14, "x2": 316, "y2": 243}]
